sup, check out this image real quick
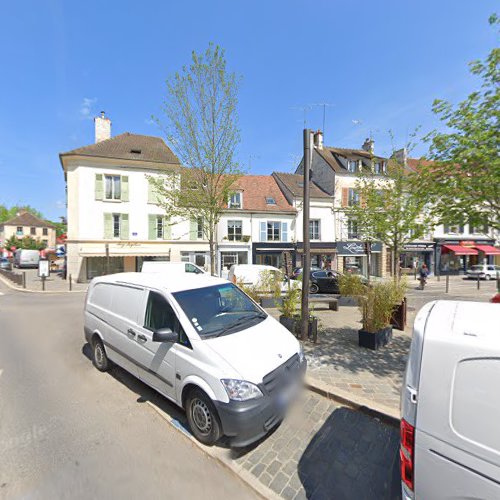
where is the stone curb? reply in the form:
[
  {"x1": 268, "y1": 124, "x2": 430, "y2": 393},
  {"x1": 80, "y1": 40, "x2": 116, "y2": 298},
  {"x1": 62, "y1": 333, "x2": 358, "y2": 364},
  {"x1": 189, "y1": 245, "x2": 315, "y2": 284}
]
[
  {"x1": 305, "y1": 375, "x2": 400, "y2": 428},
  {"x1": 145, "y1": 400, "x2": 280, "y2": 500},
  {"x1": 0, "y1": 273, "x2": 87, "y2": 294}
]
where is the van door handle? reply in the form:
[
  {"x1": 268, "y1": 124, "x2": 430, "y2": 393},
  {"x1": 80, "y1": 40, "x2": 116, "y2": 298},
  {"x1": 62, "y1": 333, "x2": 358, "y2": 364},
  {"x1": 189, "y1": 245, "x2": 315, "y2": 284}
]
[
  {"x1": 137, "y1": 334, "x2": 147, "y2": 342},
  {"x1": 127, "y1": 328, "x2": 136, "y2": 337}
]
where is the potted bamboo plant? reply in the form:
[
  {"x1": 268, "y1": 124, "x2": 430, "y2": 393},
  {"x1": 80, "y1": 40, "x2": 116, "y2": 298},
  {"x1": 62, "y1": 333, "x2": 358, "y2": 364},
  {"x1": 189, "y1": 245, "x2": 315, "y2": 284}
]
[
  {"x1": 278, "y1": 283, "x2": 318, "y2": 341},
  {"x1": 259, "y1": 270, "x2": 284, "y2": 308}
]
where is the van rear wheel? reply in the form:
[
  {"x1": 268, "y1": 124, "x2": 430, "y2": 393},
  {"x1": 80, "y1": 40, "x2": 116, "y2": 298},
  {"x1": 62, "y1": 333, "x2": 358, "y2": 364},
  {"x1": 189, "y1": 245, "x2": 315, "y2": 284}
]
[
  {"x1": 93, "y1": 338, "x2": 110, "y2": 372},
  {"x1": 186, "y1": 389, "x2": 221, "y2": 446}
]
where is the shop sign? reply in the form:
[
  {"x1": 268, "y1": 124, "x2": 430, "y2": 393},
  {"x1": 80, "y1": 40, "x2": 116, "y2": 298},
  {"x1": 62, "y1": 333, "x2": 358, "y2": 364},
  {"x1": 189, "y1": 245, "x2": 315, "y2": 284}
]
[
  {"x1": 337, "y1": 241, "x2": 382, "y2": 255},
  {"x1": 403, "y1": 243, "x2": 434, "y2": 251},
  {"x1": 117, "y1": 242, "x2": 141, "y2": 248}
]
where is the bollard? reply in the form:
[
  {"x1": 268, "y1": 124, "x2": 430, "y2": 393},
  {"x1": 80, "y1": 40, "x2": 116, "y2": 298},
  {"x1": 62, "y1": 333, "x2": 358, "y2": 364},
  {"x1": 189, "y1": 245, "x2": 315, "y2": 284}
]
[
  {"x1": 69, "y1": 274, "x2": 72, "y2": 291},
  {"x1": 445, "y1": 274, "x2": 449, "y2": 293},
  {"x1": 22, "y1": 272, "x2": 26, "y2": 289},
  {"x1": 477, "y1": 274, "x2": 480, "y2": 290},
  {"x1": 497, "y1": 271, "x2": 500, "y2": 292}
]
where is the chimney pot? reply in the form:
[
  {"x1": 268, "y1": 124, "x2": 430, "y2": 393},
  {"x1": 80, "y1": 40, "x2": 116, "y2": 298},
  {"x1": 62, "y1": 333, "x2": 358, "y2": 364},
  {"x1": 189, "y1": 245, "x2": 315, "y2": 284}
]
[
  {"x1": 362, "y1": 138, "x2": 374, "y2": 154},
  {"x1": 313, "y1": 130, "x2": 324, "y2": 150}
]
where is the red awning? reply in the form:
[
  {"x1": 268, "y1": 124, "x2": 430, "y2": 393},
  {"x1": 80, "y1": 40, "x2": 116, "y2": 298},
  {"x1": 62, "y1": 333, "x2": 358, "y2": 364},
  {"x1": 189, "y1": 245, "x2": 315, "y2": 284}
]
[
  {"x1": 475, "y1": 245, "x2": 500, "y2": 255},
  {"x1": 442, "y1": 244, "x2": 478, "y2": 255}
]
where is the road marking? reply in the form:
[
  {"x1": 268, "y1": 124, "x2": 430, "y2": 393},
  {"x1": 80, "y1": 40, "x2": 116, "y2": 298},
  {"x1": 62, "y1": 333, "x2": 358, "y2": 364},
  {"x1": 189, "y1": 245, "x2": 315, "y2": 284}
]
[
  {"x1": 0, "y1": 292, "x2": 4, "y2": 296},
  {"x1": 0, "y1": 369, "x2": 3, "y2": 378}
]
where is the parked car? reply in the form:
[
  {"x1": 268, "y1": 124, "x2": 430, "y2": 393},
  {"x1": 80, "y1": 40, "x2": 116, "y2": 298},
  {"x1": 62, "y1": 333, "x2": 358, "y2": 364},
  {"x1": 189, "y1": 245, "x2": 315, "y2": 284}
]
[
  {"x1": 84, "y1": 272, "x2": 306, "y2": 447},
  {"x1": 14, "y1": 249, "x2": 40, "y2": 269},
  {"x1": 400, "y1": 300, "x2": 500, "y2": 499},
  {"x1": 228, "y1": 264, "x2": 301, "y2": 292},
  {"x1": 291, "y1": 266, "x2": 321, "y2": 279},
  {"x1": 309, "y1": 270, "x2": 341, "y2": 294},
  {"x1": 344, "y1": 264, "x2": 361, "y2": 274},
  {"x1": 0, "y1": 257, "x2": 12, "y2": 271},
  {"x1": 141, "y1": 261, "x2": 205, "y2": 274},
  {"x1": 466, "y1": 264, "x2": 500, "y2": 280}
]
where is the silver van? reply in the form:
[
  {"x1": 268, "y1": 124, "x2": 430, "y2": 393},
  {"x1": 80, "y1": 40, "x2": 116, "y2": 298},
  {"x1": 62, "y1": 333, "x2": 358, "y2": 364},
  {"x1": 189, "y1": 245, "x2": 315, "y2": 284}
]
[
  {"x1": 14, "y1": 249, "x2": 40, "y2": 268},
  {"x1": 401, "y1": 300, "x2": 500, "y2": 499}
]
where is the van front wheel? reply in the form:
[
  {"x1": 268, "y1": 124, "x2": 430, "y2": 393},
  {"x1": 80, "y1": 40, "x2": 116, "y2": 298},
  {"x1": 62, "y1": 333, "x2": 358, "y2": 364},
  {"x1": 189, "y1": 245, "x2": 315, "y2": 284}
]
[
  {"x1": 186, "y1": 389, "x2": 221, "y2": 446},
  {"x1": 93, "y1": 338, "x2": 110, "y2": 372}
]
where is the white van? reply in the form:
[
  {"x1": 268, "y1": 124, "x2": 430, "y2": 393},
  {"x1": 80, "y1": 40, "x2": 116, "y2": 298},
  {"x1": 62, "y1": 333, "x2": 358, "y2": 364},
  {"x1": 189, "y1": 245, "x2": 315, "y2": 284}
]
[
  {"x1": 84, "y1": 272, "x2": 306, "y2": 447},
  {"x1": 228, "y1": 264, "x2": 300, "y2": 292},
  {"x1": 400, "y1": 300, "x2": 500, "y2": 499},
  {"x1": 14, "y1": 249, "x2": 40, "y2": 268},
  {"x1": 141, "y1": 261, "x2": 205, "y2": 274}
]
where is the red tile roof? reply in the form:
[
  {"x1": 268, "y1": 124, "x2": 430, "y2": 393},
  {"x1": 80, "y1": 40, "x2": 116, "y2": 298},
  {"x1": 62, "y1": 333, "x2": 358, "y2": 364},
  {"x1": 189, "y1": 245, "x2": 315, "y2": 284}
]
[
  {"x1": 232, "y1": 175, "x2": 295, "y2": 212},
  {"x1": 406, "y1": 158, "x2": 435, "y2": 172}
]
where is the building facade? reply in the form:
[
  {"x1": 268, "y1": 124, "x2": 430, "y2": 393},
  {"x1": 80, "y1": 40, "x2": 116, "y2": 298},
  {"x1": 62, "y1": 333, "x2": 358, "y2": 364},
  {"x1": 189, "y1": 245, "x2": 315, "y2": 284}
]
[{"x1": 0, "y1": 211, "x2": 57, "y2": 249}]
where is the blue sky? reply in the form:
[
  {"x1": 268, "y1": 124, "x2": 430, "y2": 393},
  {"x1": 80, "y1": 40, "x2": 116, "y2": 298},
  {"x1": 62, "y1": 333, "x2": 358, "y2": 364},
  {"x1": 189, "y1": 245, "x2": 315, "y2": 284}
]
[{"x1": 0, "y1": 0, "x2": 497, "y2": 221}]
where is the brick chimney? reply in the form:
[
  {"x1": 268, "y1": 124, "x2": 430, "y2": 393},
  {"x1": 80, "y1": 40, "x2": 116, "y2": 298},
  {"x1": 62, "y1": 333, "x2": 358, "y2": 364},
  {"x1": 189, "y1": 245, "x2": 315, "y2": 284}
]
[
  {"x1": 94, "y1": 111, "x2": 111, "y2": 143},
  {"x1": 362, "y1": 138, "x2": 375, "y2": 154},
  {"x1": 313, "y1": 130, "x2": 324, "y2": 150}
]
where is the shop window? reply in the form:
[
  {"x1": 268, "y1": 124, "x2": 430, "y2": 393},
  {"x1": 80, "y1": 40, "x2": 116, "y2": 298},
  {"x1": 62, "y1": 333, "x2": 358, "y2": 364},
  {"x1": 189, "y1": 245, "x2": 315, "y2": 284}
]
[
  {"x1": 86, "y1": 257, "x2": 124, "y2": 280},
  {"x1": 227, "y1": 220, "x2": 242, "y2": 241}
]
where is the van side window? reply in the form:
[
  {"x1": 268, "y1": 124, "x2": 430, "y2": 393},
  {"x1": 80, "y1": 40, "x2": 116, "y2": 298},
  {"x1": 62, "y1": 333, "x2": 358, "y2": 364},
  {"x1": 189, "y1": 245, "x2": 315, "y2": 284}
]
[
  {"x1": 185, "y1": 263, "x2": 202, "y2": 274},
  {"x1": 144, "y1": 291, "x2": 192, "y2": 348},
  {"x1": 144, "y1": 291, "x2": 177, "y2": 331}
]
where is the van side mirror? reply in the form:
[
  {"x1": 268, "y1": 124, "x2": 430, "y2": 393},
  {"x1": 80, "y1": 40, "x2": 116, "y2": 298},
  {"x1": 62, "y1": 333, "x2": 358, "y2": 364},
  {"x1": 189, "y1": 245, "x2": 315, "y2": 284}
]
[{"x1": 152, "y1": 328, "x2": 178, "y2": 343}]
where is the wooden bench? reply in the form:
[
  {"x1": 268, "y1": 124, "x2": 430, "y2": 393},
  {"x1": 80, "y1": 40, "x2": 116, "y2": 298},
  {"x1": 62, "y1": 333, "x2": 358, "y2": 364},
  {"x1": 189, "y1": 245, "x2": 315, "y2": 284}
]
[{"x1": 308, "y1": 296, "x2": 339, "y2": 311}]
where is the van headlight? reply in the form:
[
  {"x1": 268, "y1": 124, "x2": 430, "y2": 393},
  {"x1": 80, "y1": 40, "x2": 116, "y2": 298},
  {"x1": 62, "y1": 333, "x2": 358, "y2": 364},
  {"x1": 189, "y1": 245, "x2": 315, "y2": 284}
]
[{"x1": 221, "y1": 379, "x2": 263, "y2": 401}]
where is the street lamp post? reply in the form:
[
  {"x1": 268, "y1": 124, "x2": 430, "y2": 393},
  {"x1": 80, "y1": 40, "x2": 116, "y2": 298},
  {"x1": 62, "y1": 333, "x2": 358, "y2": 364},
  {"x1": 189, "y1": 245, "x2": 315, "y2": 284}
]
[{"x1": 301, "y1": 129, "x2": 314, "y2": 340}]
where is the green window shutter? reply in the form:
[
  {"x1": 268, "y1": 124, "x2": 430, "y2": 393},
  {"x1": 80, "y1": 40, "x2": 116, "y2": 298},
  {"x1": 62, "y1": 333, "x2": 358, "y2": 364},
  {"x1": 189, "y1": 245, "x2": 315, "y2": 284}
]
[
  {"x1": 148, "y1": 179, "x2": 159, "y2": 204},
  {"x1": 104, "y1": 213, "x2": 113, "y2": 239},
  {"x1": 148, "y1": 214, "x2": 156, "y2": 240},
  {"x1": 189, "y1": 219, "x2": 197, "y2": 240},
  {"x1": 121, "y1": 176, "x2": 129, "y2": 202},
  {"x1": 95, "y1": 174, "x2": 104, "y2": 200},
  {"x1": 120, "y1": 214, "x2": 129, "y2": 240},
  {"x1": 163, "y1": 218, "x2": 171, "y2": 240}
]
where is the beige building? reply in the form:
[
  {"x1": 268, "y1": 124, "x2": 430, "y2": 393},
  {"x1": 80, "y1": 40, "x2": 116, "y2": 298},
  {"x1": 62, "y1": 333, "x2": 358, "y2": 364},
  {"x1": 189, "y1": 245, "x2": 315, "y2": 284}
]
[
  {"x1": 60, "y1": 113, "x2": 212, "y2": 282},
  {"x1": 0, "y1": 211, "x2": 56, "y2": 249}
]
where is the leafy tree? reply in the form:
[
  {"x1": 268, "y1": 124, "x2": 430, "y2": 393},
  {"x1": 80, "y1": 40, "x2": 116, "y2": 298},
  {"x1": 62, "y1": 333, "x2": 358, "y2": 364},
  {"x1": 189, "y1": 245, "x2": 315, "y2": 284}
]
[
  {"x1": 348, "y1": 149, "x2": 433, "y2": 280},
  {"x1": 0, "y1": 205, "x2": 44, "y2": 223},
  {"x1": 3, "y1": 235, "x2": 46, "y2": 251},
  {"x1": 150, "y1": 43, "x2": 241, "y2": 275},
  {"x1": 417, "y1": 15, "x2": 500, "y2": 231}
]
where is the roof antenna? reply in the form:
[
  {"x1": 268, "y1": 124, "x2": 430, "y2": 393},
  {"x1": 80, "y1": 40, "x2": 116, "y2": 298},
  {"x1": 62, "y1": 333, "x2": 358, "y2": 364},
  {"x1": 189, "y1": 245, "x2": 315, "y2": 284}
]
[{"x1": 312, "y1": 103, "x2": 334, "y2": 136}]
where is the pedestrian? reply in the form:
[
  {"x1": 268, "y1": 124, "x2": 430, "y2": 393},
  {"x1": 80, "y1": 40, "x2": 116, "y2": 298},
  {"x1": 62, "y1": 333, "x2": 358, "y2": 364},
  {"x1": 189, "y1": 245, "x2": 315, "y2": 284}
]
[{"x1": 419, "y1": 264, "x2": 429, "y2": 290}]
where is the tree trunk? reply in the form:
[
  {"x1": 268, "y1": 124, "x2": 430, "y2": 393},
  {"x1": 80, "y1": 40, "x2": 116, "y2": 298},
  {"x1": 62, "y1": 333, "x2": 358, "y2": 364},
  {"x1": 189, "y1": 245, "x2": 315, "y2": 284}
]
[
  {"x1": 392, "y1": 244, "x2": 399, "y2": 283},
  {"x1": 209, "y1": 231, "x2": 216, "y2": 276}
]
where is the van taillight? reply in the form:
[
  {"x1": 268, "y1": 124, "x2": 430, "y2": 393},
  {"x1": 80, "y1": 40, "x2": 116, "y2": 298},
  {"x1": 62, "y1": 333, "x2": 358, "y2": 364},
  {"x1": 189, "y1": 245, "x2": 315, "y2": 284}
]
[
  {"x1": 231, "y1": 275, "x2": 236, "y2": 284},
  {"x1": 400, "y1": 418, "x2": 415, "y2": 491}
]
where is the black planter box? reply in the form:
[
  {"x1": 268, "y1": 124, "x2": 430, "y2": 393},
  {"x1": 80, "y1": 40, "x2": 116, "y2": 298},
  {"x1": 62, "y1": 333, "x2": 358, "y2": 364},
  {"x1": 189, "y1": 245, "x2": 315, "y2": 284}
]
[
  {"x1": 390, "y1": 297, "x2": 407, "y2": 331},
  {"x1": 260, "y1": 296, "x2": 283, "y2": 308},
  {"x1": 358, "y1": 326, "x2": 393, "y2": 350},
  {"x1": 279, "y1": 315, "x2": 318, "y2": 342}
]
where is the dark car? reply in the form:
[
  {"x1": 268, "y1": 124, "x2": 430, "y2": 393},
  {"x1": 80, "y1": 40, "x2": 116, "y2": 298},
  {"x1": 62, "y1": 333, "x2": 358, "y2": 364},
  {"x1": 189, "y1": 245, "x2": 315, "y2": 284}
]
[
  {"x1": 309, "y1": 270, "x2": 341, "y2": 294},
  {"x1": 291, "y1": 266, "x2": 321, "y2": 279},
  {"x1": 0, "y1": 258, "x2": 12, "y2": 271}
]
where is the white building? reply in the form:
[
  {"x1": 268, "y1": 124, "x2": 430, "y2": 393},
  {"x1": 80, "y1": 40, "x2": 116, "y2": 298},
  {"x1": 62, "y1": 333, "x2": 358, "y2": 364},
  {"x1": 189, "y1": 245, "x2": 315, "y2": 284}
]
[{"x1": 60, "y1": 113, "x2": 210, "y2": 281}]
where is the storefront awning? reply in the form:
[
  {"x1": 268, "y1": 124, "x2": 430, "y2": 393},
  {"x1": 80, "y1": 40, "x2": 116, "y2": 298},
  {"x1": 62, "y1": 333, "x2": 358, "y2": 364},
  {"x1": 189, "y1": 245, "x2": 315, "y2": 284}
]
[
  {"x1": 442, "y1": 244, "x2": 478, "y2": 255},
  {"x1": 474, "y1": 245, "x2": 500, "y2": 255}
]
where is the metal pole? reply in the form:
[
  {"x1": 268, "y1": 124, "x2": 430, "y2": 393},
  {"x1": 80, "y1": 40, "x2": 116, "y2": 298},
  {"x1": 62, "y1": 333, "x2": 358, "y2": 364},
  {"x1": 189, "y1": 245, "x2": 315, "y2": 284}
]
[
  {"x1": 477, "y1": 274, "x2": 480, "y2": 290},
  {"x1": 445, "y1": 274, "x2": 449, "y2": 293},
  {"x1": 105, "y1": 243, "x2": 110, "y2": 275},
  {"x1": 301, "y1": 129, "x2": 313, "y2": 341},
  {"x1": 22, "y1": 272, "x2": 26, "y2": 289},
  {"x1": 69, "y1": 274, "x2": 72, "y2": 292},
  {"x1": 42, "y1": 276, "x2": 46, "y2": 292},
  {"x1": 497, "y1": 271, "x2": 500, "y2": 292}
]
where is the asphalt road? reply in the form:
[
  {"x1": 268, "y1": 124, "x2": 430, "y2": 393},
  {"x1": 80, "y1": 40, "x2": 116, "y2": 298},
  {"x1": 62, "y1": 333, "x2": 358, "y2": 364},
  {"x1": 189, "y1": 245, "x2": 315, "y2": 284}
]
[{"x1": 0, "y1": 283, "x2": 258, "y2": 500}]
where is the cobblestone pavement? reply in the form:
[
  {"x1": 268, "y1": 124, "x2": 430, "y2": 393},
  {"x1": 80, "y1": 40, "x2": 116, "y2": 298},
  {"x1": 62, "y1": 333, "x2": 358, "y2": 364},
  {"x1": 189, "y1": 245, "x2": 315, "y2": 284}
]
[
  {"x1": 165, "y1": 389, "x2": 400, "y2": 500},
  {"x1": 267, "y1": 276, "x2": 498, "y2": 414}
]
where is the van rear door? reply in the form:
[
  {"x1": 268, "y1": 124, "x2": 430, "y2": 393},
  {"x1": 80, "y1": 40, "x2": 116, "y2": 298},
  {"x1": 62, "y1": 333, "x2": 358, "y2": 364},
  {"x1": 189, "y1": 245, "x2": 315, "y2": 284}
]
[{"x1": 414, "y1": 302, "x2": 500, "y2": 499}]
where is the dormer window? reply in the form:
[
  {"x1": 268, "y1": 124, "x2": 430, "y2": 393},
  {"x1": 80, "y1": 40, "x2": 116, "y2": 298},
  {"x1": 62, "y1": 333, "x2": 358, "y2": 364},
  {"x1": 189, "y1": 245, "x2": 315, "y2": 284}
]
[
  {"x1": 265, "y1": 197, "x2": 276, "y2": 205},
  {"x1": 228, "y1": 192, "x2": 242, "y2": 209},
  {"x1": 374, "y1": 161, "x2": 385, "y2": 174},
  {"x1": 347, "y1": 160, "x2": 358, "y2": 173}
]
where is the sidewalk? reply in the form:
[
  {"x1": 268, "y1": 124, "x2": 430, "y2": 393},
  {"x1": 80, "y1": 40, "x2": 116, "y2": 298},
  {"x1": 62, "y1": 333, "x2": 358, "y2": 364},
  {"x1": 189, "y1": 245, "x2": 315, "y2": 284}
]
[{"x1": 0, "y1": 268, "x2": 88, "y2": 293}]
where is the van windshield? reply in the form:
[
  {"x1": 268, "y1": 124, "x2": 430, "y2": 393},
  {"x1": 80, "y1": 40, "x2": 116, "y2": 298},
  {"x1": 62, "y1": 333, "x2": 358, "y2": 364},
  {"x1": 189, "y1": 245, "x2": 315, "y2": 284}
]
[{"x1": 173, "y1": 283, "x2": 266, "y2": 338}]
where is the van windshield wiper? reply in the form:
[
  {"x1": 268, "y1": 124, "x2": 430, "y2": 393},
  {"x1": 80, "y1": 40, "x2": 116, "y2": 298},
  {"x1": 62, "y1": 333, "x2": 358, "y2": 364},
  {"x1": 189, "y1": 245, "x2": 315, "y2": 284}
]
[{"x1": 214, "y1": 311, "x2": 267, "y2": 337}]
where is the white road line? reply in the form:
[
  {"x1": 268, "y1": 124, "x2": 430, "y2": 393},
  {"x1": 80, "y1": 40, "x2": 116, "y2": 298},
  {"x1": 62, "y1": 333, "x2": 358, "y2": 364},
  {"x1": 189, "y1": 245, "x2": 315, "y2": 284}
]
[
  {"x1": 0, "y1": 292, "x2": 4, "y2": 296},
  {"x1": 0, "y1": 369, "x2": 3, "y2": 378}
]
